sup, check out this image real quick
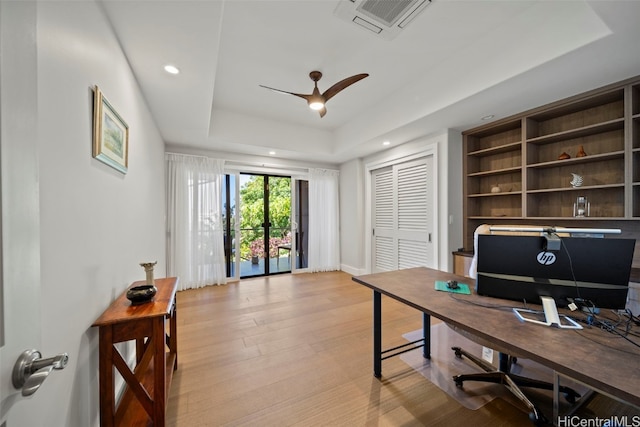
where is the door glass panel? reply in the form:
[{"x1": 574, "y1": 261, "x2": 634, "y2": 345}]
[
  {"x1": 223, "y1": 174, "x2": 237, "y2": 278},
  {"x1": 234, "y1": 173, "x2": 293, "y2": 277},
  {"x1": 240, "y1": 174, "x2": 265, "y2": 277},
  {"x1": 269, "y1": 176, "x2": 291, "y2": 273}
]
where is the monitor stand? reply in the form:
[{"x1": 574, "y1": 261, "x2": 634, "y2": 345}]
[{"x1": 513, "y1": 296, "x2": 583, "y2": 329}]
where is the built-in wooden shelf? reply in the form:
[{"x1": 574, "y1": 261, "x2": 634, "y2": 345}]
[
  {"x1": 525, "y1": 118, "x2": 624, "y2": 145},
  {"x1": 467, "y1": 141, "x2": 522, "y2": 157},
  {"x1": 468, "y1": 191, "x2": 522, "y2": 198},
  {"x1": 526, "y1": 151, "x2": 625, "y2": 170},
  {"x1": 463, "y1": 75, "x2": 640, "y2": 269}
]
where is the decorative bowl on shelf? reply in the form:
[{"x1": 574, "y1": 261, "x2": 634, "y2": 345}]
[{"x1": 126, "y1": 284, "x2": 157, "y2": 305}]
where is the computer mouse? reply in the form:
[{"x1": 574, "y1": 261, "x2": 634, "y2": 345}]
[{"x1": 446, "y1": 280, "x2": 458, "y2": 290}]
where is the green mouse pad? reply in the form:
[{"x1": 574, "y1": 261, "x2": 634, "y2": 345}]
[{"x1": 434, "y1": 280, "x2": 471, "y2": 295}]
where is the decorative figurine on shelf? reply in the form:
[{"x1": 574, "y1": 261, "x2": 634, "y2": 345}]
[
  {"x1": 558, "y1": 151, "x2": 571, "y2": 160},
  {"x1": 570, "y1": 173, "x2": 583, "y2": 188},
  {"x1": 576, "y1": 145, "x2": 587, "y2": 157},
  {"x1": 140, "y1": 261, "x2": 157, "y2": 286},
  {"x1": 491, "y1": 184, "x2": 501, "y2": 193},
  {"x1": 573, "y1": 196, "x2": 590, "y2": 218}
]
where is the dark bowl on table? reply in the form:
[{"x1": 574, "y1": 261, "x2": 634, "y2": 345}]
[{"x1": 126, "y1": 284, "x2": 157, "y2": 305}]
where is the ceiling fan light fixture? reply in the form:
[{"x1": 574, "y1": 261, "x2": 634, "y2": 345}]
[
  {"x1": 260, "y1": 70, "x2": 368, "y2": 118},
  {"x1": 309, "y1": 101, "x2": 324, "y2": 110},
  {"x1": 308, "y1": 91, "x2": 325, "y2": 110}
]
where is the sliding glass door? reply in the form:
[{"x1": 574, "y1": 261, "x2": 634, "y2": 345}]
[
  {"x1": 226, "y1": 173, "x2": 290, "y2": 278},
  {"x1": 223, "y1": 172, "x2": 308, "y2": 279}
]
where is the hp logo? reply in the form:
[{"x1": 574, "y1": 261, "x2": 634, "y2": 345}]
[{"x1": 537, "y1": 251, "x2": 556, "y2": 265}]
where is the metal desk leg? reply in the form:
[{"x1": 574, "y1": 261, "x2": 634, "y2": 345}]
[
  {"x1": 423, "y1": 313, "x2": 431, "y2": 359},
  {"x1": 373, "y1": 290, "x2": 382, "y2": 378}
]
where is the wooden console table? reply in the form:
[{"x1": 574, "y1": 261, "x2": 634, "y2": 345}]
[{"x1": 92, "y1": 277, "x2": 179, "y2": 426}]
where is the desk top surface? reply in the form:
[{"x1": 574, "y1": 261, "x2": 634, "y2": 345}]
[
  {"x1": 92, "y1": 277, "x2": 178, "y2": 327},
  {"x1": 353, "y1": 267, "x2": 640, "y2": 407}
]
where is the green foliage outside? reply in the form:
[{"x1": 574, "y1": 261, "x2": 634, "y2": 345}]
[{"x1": 240, "y1": 176, "x2": 291, "y2": 260}]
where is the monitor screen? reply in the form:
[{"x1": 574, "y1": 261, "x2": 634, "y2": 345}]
[{"x1": 476, "y1": 234, "x2": 636, "y2": 309}]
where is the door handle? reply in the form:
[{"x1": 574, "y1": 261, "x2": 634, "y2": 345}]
[{"x1": 12, "y1": 349, "x2": 69, "y2": 396}]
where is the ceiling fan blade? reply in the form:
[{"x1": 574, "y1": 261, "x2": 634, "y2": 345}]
[
  {"x1": 322, "y1": 73, "x2": 369, "y2": 103},
  {"x1": 259, "y1": 85, "x2": 310, "y2": 101},
  {"x1": 319, "y1": 106, "x2": 327, "y2": 118}
]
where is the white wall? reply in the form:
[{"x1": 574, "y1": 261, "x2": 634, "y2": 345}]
[
  {"x1": 445, "y1": 129, "x2": 464, "y2": 258},
  {"x1": 340, "y1": 130, "x2": 464, "y2": 275},
  {"x1": 339, "y1": 158, "x2": 365, "y2": 275},
  {"x1": 8, "y1": 2, "x2": 166, "y2": 426}
]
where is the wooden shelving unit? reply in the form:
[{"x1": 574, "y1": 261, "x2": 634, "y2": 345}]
[
  {"x1": 92, "y1": 277, "x2": 179, "y2": 427},
  {"x1": 463, "y1": 75, "x2": 640, "y2": 270}
]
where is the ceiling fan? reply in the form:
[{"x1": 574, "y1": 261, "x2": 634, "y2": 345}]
[{"x1": 259, "y1": 71, "x2": 369, "y2": 118}]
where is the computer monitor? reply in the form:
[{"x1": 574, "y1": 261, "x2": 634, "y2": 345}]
[{"x1": 476, "y1": 234, "x2": 635, "y2": 309}]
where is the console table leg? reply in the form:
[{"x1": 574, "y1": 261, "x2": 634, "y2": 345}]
[
  {"x1": 170, "y1": 303, "x2": 178, "y2": 369},
  {"x1": 373, "y1": 290, "x2": 382, "y2": 378},
  {"x1": 98, "y1": 325, "x2": 115, "y2": 427},
  {"x1": 153, "y1": 317, "x2": 166, "y2": 426}
]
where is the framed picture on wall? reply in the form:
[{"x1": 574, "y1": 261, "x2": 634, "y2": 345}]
[{"x1": 93, "y1": 85, "x2": 129, "y2": 174}]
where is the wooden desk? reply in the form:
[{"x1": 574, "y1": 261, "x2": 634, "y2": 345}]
[
  {"x1": 352, "y1": 267, "x2": 640, "y2": 421},
  {"x1": 93, "y1": 277, "x2": 179, "y2": 426}
]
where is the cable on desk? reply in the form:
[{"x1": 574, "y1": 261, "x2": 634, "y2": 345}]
[
  {"x1": 572, "y1": 309, "x2": 640, "y2": 351},
  {"x1": 447, "y1": 277, "x2": 640, "y2": 350}
]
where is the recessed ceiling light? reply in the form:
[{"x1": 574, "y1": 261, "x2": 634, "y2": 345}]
[
  {"x1": 382, "y1": 141, "x2": 391, "y2": 146},
  {"x1": 481, "y1": 115, "x2": 494, "y2": 121},
  {"x1": 269, "y1": 151, "x2": 276, "y2": 156},
  {"x1": 164, "y1": 65, "x2": 180, "y2": 75}
]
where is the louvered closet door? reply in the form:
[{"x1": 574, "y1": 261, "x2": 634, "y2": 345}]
[
  {"x1": 372, "y1": 166, "x2": 395, "y2": 272},
  {"x1": 372, "y1": 156, "x2": 434, "y2": 273}
]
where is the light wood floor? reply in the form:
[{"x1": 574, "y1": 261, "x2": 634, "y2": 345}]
[{"x1": 166, "y1": 271, "x2": 629, "y2": 426}]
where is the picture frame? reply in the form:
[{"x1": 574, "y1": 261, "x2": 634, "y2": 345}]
[{"x1": 93, "y1": 85, "x2": 129, "y2": 174}]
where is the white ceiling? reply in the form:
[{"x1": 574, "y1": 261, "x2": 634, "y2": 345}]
[{"x1": 101, "y1": 0, "x2": 640, "y2": 164}]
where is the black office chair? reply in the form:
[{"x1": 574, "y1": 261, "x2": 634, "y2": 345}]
[{"x1": 449, "y1": 224, "x2": 580, "y2": 425}]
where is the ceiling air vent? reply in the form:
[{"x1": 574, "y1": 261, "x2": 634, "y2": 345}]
[{"x1": 334, "y1": 0, "x2": 431, "y2": 40}]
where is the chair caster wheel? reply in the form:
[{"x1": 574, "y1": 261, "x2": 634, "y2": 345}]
[
  {"x1": 451, "y1": 346, "x2": 463, "y2": 358},
  {"x1": 452, "y1": 375, "x2": 464, "y2": 388},
  {"x1": 564, "y1": 392, "x2": 577, "y2": 404},
  {"x1": 528, "y1": 410, "x2": 547, "y2": 425}
]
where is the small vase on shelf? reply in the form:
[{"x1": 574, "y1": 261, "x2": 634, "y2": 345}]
[
  {"x1": 576, "y1": 145, "x2": 587, "y2": 157},
  {"x1": 570, "y1": 173, "x2": 583, "y2": 188}
]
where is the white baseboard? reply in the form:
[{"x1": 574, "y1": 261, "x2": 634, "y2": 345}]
[{"x1": 340, "y1": 264, "x2": 366, "y2": 276}]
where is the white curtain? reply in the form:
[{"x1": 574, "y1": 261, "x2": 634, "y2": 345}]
[
  {"x1": 308, "y1": 168, "x2": 340, "y2": 272},
  {"x1": 166, "y1": 153, "x2": 227, "y2": 290}
]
